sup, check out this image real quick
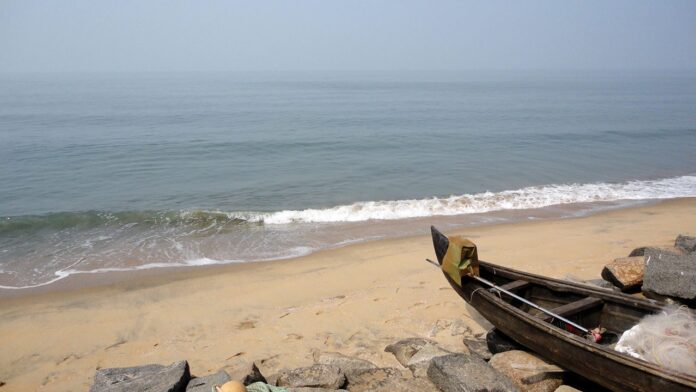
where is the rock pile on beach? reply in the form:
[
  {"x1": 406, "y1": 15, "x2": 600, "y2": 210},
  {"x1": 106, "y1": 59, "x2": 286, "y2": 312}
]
[
  {"x1": 89, "y1": 327, "x2": 589, "y2": 392},
  {"x1": 599, "y1": 234, "x2": 696, "y2": 304}
]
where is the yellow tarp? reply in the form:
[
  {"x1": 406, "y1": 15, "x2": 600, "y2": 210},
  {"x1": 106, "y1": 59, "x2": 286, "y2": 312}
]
[{"x1": 442, "y1": 236, "x2": 479, "y2": 286}]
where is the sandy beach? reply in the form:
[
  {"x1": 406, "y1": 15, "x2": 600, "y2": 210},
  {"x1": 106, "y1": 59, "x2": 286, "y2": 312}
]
[{"x1": 1, "y1": 198, "x2": 695, "y2": 391}]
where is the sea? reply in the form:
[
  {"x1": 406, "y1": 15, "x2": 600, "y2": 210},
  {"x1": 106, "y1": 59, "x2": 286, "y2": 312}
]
[{"x1": 2, "y1": 70, "x2": 696, "y2": 290}]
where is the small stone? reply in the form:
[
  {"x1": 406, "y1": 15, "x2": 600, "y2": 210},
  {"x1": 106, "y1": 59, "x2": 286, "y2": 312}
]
[
  {"x1": 486, "y1": 329, "x2": 523, "y2": 354},
  {"x1": 489, "y1": 350, "x2": 563, "y2": 392},
  {"x1": 90, "y1": 360, "x2": 190, "y2": 392},
  {"x1": 450, "y1": 319, "x2": 473, "y2": 336},
  {"x1": 427, "y1": 353, "x2": 519, "y2": 392},
  {"x1": 227, "y1": 362, "x2": 266, "y2": 385},
  {"x1": 384, "y1": 337, "x2": 437, "y2": 367},
  {"x1": 463, "y1": 337, "x2": 492, "y2": 361},
  {"x1": 600, "y1": 256, "x2": 644, "y2": 292},
  {"x1": 643, "y1": 248, "x2": 696, "y2": 300},
  {"x1": 675, "y1": 235, "x2": 696, "y2": 254},
  {"x1": 276, "y1": 365, "x2": 345, "y2": 390},
  {"x1": 554, "y1": 386, "x2": 582, "y2": 392},
  {"x1": 186, "y1": 370, "x2": 231, "y2": 392}
]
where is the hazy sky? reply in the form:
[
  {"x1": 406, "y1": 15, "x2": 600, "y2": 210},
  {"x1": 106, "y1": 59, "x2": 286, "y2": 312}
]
[{"x1": 1, "y1": 0, "x2": 695, "y2": 72}]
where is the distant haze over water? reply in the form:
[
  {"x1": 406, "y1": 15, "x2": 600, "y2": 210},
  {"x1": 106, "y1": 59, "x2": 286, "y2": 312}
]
[{"x1": 1, "y1": 71, "x2": 696, "y2": 288}]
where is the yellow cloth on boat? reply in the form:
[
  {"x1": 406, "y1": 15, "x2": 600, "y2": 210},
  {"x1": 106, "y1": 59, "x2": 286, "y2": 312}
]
[{"x1": 442, "y1": 236, "x2": 479, "y2": 286}]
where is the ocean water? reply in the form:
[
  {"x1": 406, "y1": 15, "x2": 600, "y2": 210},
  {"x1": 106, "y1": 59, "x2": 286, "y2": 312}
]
[{"x1": 1, "y1": 71, "x2": 696, "y2": 289}]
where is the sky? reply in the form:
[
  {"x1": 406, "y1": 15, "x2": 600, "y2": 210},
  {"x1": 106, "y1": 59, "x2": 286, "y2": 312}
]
[{"x1": 1, "y1": 0, "x2": 696, "y2": 72}]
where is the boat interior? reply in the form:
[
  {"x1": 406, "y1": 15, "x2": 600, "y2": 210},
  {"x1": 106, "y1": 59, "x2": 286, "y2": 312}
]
[{"x1": 475, "y1": 262, "x2": 657, "y2": 345}]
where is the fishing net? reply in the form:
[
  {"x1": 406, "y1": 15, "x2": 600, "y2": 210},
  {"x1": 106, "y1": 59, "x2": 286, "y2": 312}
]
[{"x1": 615, "y1": 306, "x2": 696, "y2": 376}]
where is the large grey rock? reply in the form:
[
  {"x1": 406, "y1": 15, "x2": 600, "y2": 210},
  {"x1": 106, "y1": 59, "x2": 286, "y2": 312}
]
[
  {"x1": 346, "y1": 367, "x2": 438, "y2": 392},
  {"x1": 313, "y1": 352, "x2": 376, "y2": 380},
  {"x1": 486, "y1": 329, "x2": 523, "y2": 354},
  {"x1": 489, "y1": 351, "x2": 563, "y2": 392},
  {"x1": 675, "y1": 235, "x2": 696, "y2": 254},
  {"x1": 628, "y1": 246, "x2": 684, "y2": 257},
  {"x1": 227, "y1": 362, "x2": 267, "y2": 385},
  {"x1": 601, "y1": 256, "x2": 644, "y2": 292},
  {"x1": 276, "y1": 364, "x2": 345, "y2": 389},
  {"x1": 406, "y1": 344, "x2": 452, "y2": 377},
  {"x1": 90, "y1": 360, "x2": 190, "y2": 392},
  {"x1": 427, "y1": 354, "x2": 519, "y2": 392},
  {"x1": 384, "y1": 337, "x2": 436, "y2": 367},
  {"x1": 463, "y1": 337, "x2": 493, "y2": 361},
  {"x1": 643, "y1": 248, "x2": 696, "y2": 300},
  {"x1": 186, "y1": 370, "x2": 230, "y2": 392}
]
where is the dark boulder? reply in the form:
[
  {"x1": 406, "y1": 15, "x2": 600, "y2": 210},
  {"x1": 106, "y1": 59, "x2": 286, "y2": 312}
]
[
  {"x1": 186, "y1": 370, "x2": 230, "y2": 392},
  {"x1": 90, "y1": 360, "x2": 190, "y2": 392},
  {"x1": 486, "y1": 329, "x2": 523, "y2": 354}
]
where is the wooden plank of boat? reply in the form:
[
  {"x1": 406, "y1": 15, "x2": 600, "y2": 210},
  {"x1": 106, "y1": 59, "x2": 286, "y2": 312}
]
[{"x1": 430, "y1": 226, "x2": 696, "y2": 392}]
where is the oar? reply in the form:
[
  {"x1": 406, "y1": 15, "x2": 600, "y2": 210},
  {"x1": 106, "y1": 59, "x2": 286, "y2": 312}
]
[{"x1": 425, "y1": 258, "x2": 602, "y2": 342}]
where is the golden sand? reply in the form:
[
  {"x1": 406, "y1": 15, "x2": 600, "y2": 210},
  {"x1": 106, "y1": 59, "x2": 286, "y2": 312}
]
[{"x1": 1, "y1": 198, "x2": 695, "y2": 391}]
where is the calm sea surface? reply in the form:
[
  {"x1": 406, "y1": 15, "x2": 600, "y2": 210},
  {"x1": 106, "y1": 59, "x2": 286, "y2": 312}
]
[{"x1": 2, "y1": 71, "x2": 696, "y2": 288}]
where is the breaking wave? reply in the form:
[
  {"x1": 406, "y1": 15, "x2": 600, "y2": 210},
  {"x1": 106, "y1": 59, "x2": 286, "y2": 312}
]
[{"x1": 260, "y1": 175, "x2": 696, "y2": 224}]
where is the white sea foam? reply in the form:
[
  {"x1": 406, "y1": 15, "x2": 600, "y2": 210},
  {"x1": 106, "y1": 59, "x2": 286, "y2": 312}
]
[{"x1": 258, "y1": 175, "x2": 696, "y2": 224}]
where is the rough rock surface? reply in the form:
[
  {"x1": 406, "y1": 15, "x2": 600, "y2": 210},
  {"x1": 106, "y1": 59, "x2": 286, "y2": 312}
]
[
  {"x1": 186, "y1": 370, "x2": 230, "y2": 392},
  {"x1": 643, "y1": 248, "x2": 696, "y2": 300},
  {"x1": 553, "y1": 386, "x2": 582, "y2": 392},
  {"x1": 276, "y1": 365, "x2": 345, "y2": 390},
  {"x1": 346, "y1": 367, "x2": 437, "y2": 392},
  {"x1": 463, "y1": 337, "x2": 493, "y2": 361},
  {"x1": 628, "y1": 246, "x2": 684, "y2": 257},
  {"x1": 313, "y1": 352, "x2": 376, "y2": 380},
  {"x1": 427, "y1": 353, "x2": 519, "y2": 392},
  {"x1": 227, "y1": 362, "x2": 267, "y2": 385},
  {"x1": 486, "y1": 329, "x2": 523, "y2": 354},
  {"x1": 384, "y1": 337, "x2": 436, "y2": 367},
  {"x1": 90, "y1": 360, "x2": 190, "y2": 392},
  {"x1": 489, "y1": 351, "x2": 563, "y2": 392},
  {"x1": 406, "y1": 344, "x2": 452, "y2": 377},
  {"x1": 675, "y1": 235, "x2": 696, "y2": 254},
  {"x1": 600, "y1": 256, "x2": 644, "y2": 292}
]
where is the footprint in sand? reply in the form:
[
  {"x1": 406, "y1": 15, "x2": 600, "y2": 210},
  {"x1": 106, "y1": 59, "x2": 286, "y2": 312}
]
[{"x1": 237, "y1": 320, "x2": 257, "y2": 330}]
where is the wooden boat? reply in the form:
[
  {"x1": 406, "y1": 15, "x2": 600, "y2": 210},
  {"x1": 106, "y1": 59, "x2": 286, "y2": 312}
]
[{"x1": 430, "y1": 226, "x2": 696, "y2": 392}]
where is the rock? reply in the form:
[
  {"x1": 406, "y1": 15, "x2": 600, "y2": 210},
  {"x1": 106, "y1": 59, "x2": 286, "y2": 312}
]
[
  {"x1": 90, "y1": 360, "x2": 190, "y2": 392},
  {"x1": 600, "y1": 256, "x2": 644, "y2": 292},
  {"x1": 427, "y1": 353, "x2": 519, "y2": 392},
  {"x1": 345, "y1": 367, "x2": 438, "y2": 392},
  {"x1": 628, "y1": 246, "x2": 684, "y2": 257},
  {"x1": 313, "y1": 352, "x2": 376, "y2": 380},
  {"x1": 186, "y1": 370, "x2": 231, "y2": 392},
  {"x1": 675, "y1": 235, "x2": 696, "y2": 253},
  {"x1": 450, "y1": 319, "x2": 473, "y2": 336},
  {"x1": 643, "y1": 248, "x2": 696, "y2": 300},
  {"x1": 227, "y1": 362, "x2": 267, "y2": 385},
  {"x1": 276, "y1": 365, "x2": 345, "y2": 390},
  {"x1": 384, "y1": 337, "x2": 436, "y2": 367},
  {"x1": 489, "y1": 351, "x2": 563, "y2": 392},
  {"x1": 406, "y1": 344, "x2": 452, "y2": 377},
  {"x1": 463, "y1": 337, "x2": 492, "y2": 361},
  {"x1": 554, "y1": 386, "x2": 582, "y2": 392},
  {"x1": 486, "y1": 329, "x2": 523, "y2": 354}
]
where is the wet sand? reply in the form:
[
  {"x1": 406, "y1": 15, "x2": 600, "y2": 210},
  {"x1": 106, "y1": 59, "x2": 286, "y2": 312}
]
[{"x1": 1, "y1": 198, "x2": 695, "y2": 391}]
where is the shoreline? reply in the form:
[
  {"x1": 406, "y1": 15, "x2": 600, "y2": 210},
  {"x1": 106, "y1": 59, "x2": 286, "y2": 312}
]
[
  {"x1": 0, "y1": 197, "x2": 664, "y2": 299},
  {"x1": 1, "y1": 197, "x2": 695, "y2": 391}
]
